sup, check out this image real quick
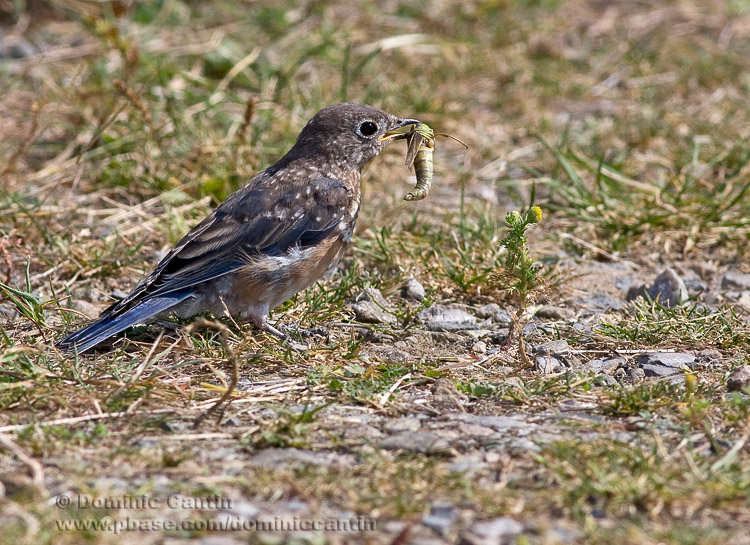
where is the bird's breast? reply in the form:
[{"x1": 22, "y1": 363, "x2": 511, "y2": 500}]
[{"x1": 234, "y1": 234, "x2": 349, "y2": 311}]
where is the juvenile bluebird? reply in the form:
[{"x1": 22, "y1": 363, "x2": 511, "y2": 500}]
[{"x1": 57, "y1": 103, "x2": 418, "y2": 353}]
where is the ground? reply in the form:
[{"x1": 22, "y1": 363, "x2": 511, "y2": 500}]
[{"x1": 1, "y1": 1, "x2": 750, "y2": 544}]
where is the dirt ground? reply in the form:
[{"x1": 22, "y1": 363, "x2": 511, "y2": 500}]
[{"x1": 1, "y1": 1, "x2": 750, "y2": 544}]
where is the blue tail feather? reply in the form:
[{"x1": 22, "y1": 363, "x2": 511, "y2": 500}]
[{"x1": 56, "y1": 293, "x2": 191, "y2": 353}]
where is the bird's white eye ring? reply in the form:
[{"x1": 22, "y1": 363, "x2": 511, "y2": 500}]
[{"x1": 358, "y1": 120, "x2": 378, "y2": 137}]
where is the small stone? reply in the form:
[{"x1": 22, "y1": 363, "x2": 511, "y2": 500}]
[
  {"x1": 472, "y1": 341, "x2": 487, "y2": 354},
  {"x1": 535, "y1": 356, "x2": 564, "y2": 373},
  {"x1": 739, "y1": 291, "x2": 750, "y2": 312},
  {"x1": 462, "y1": 517, "x2": 523, "y2": 545},
  {"x1": 615, "y1": 277, "x2": 633, "y2": 290},
  {"x1": 465, "y1": 329, "x2": 493, "y2": 340},
  {"x1": 249, "y1": 448, "x2": 350, "y2": 469},
  {"x1": 722, "y1": 267, "x2": 750, "y2": 291},
  {"x1": 394, "y1": 341, "x2": 407, "y2": 349},
  {"x1": 625, "y1": 367, "x2": 645, "y2": 381},
  {"x1": 0, "y1": 304, "x2": 20, "y2": 319},
  {"x1": 403, "y1": 278, "x2": 426, "y2": 301},
  {"x1": 432, "y1": 378, "x2": 467, "y2": 412},
  {"x1": 0, "y1": 30, "x2": 39, "y2": 59},
  {"x1": 343, "y1": 424, "x2": 383, "y2": 441},
  {"x1": 536, "y1": 305, "x2": 575, "y2": 320},
  {"x1": 584, "y1": 356, "x2": 624, "y2": 374},
  {"x1": 348, "y1": 288, "x2": 396, "y2": 324},
  {"x1": 532, "y1": 340, "x2": 570, "y2": 358},
  {"x1": 446, "y1": 413, "x2": 527, "y2": 430},
  {"x1": 628, "y1": 269, "x2": 688, "y2": 308},
  {"x1": 72, "y1": 300, "x2": 105, "y2": 319},
  {"x1": 492, "y1": 308, "x2": 513, "y2": 325},
  {"x1": 131, "y1": 439, "x2": 157, "y2": 448},
  {"x1": 422, "y1": 502, "x2": 457, "y2": 537},
  {"x1": 489, "y1": 329, "x2": 510, "y2": 344},
  {"x1": 111, "y1": 289, "x2": 129, "y2": 300},
  {"x1": 419, "y1": 305, "x2": 479, "y2": 331},
  {"x1": 636, "y1": 352, "x2": 695, "y2": 369},
  {"x1": 379, "y1": 431, "x2": 450, "y2": 453},
  {"x1": 576, "y1": 294, "x2": 626, "y2": 312},
  {"x1": 697, "y1": 348, "x2": 722, "y2": 361},
  {"x1": 383, "y1": 417, "x2": 421, "y2": 433},
  {"x1": 683, "y1": 278, "x2": 707, "y2": 296},
  {"x1": 476, "y1": 303, "x2": 501, "y2": 319},
  {"x1": 383, "y1": 348, "x2": 410, "y2": 363},
  {"x1": 545, "y1": 525, "x2": 584, "y2": 544},
  {"x1": 223, "y1": 500, "x2": 260, "y2": 519},
  {"x1": 727, "y1": 366, "x2": 750, "y2": 392},
  {"x1": 641, "y1": 364, "x2": 679, "y2": 377},
  {"x1": 476, "y1": 304, "x2": 512, "y2": 324},
  {"x1": 160, "y1": 420, "x2": 189, "y2": 433},
  {"x1": 647, "y1": 268, "x2": 688, "y2": 307}
]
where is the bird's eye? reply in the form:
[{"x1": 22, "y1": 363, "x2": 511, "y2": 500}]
[{"x1": 358, "y1": 121, "x2": 378, "y2": 137}]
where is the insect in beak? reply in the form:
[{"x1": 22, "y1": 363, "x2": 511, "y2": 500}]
[{"x1": 379, "y1": 118, "x2": 420, "y2": 143}]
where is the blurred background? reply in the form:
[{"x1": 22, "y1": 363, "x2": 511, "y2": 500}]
[
  {"x1": 2, "y1": 3, "x2": 750, "y2": 543},
  {"x1": 2, "y1": 0, "x2": 750, "y2": 263}
]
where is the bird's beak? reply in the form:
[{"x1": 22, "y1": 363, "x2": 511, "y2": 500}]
[{"x1": 379, "y1": 118, "x2": 420, "y2": 143}]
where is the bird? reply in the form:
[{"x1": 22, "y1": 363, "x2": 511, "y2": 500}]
[{"x1": 56, "y1": 103, "x2": 419, "y2": 353}]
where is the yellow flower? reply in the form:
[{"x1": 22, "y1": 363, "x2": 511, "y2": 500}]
[{"x1": 532, "y1": 206, "x2": 543, "y2": 221}]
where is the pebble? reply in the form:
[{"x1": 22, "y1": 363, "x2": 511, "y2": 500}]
[
  {"x1": 0, "y1": 29, "x2": 38, "y2": 59},
  {"x1": 532, "y1": 339, "x2": 570, "y2": 358},
  {"x1": 383, "y1": 417, "x2": 421, "y2": 433},
  {"x1": 697, "y1": 348, "x2": 722, "y2": 361},
  {"x1": 471, "y1": 341, "x2": 487, "y2": 354},
  {"x1": 422, "y1": 502, "x2": 457, "y2": 537},
  {"x1": 576, "y1": 294, "x2": 626, "y2": 312},
  {"x1": 462, "y1": 517, "x2": 523, "y2": 545},
  {"x1": 249, "y1": 448, "x2": 351, "y2": 469},
  {"x1": 640, "y1": 364, "x2": 680, "y2": 377},
  {"x1": 475, "y1": 303, "x2": 512, "y2": 324},
  {"x1": 403, "y1": 277, "x2": 426, "y2": 301},
  {"x1": 683, "y1": 278, "x2": 707, "y2": 296},
  {"x1": 636, "y1": 352, "x2": 696, "y2": 368},
  {"x1": 648, "y1": 268, "x2": 688, "y2": 307},
  {"x1": 446, "y1": 413, "x2": 528, "y2": 430},
  {"x1": 379, "y1": 431, "x2": 450, "y2": 453},
  {"x1": 583, "y1": 356, "x2": 624, "y2": 374},
  {"x1": 727, "y1": 366, "x2": 750, "y2": 392},
  {"x1": 476, "y1": 303, "x2": 501, "y2": 319},
  {"x1": 536, "y1": 356, "x2": 564, "y2": 373},
  {"x1": 636, "y1": 352, "x2": 695, "y2": 377},
  {"x1": 432, "y1": 379, "x2": 467, "y2": 412},
  {"x1": 722, "y1": 267, "x2": 750, "y2": 290},
  {"x1": 419, "y1": 305, "x2": 479, "y2": 331},
  {"x1": 348, "y1": 288, "x2": 396, "y2": 324},
  {"x1": 536, "y1": 305, "x2": 575, "y2": 320},
  {"x1": 627, "y1": 268, "x2": 688, "y2": 308}
]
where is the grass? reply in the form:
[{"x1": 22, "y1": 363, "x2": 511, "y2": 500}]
[{"x1": 1, "y1": 1, "x2": 750, "y2": 544}]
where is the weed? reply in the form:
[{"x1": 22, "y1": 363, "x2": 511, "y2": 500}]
[{"x1": 496, "y1": 206, "x2": 544, "y2": 367}]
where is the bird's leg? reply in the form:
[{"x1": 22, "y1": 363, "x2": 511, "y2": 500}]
[
  {"x1": 250, "y1": 315, "x2": 308, "y2": 351},
  {"x1": 261, "y1": 318, "x2": 287, "y2": 340}
]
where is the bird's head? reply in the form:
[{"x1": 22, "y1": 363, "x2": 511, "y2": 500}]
[{"x1": 290, "y1": 103, "x2": 418, "y2": 171}]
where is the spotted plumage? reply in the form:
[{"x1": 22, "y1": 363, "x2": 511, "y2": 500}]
[{"x1": 57, "y1": 103, "x2": 418, "y2": 353}]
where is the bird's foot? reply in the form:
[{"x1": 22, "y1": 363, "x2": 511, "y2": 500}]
[
  {"x1": 278, "y1": 323, "x2": 328, "y2": 339},
  {"x1": 261, "y1": 319, "x2": 309, "y2": 352}
]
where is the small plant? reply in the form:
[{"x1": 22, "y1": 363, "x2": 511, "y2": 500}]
[
  {"x1": 251, "y1": 400, "x2": 331, "y2": 448},
  {"x1": 496, "y1": 206, "x2": 544, "y2": 367},
  {"x1": 0, "y1": 259, "x2": 50, "y2": 344}
]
